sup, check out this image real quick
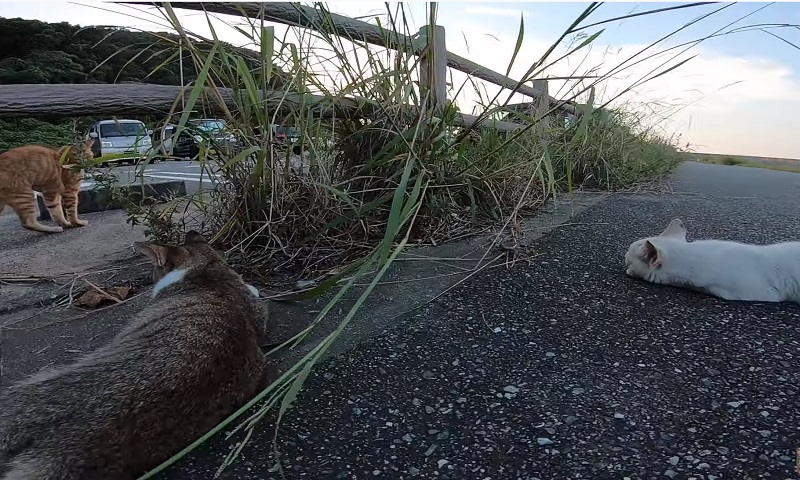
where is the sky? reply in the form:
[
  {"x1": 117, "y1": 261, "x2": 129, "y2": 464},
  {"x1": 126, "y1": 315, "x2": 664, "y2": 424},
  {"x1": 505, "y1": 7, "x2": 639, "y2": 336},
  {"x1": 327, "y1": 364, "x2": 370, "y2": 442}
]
[{"x1": 1, "y1": 1, "x2": 799, "y2": 159}]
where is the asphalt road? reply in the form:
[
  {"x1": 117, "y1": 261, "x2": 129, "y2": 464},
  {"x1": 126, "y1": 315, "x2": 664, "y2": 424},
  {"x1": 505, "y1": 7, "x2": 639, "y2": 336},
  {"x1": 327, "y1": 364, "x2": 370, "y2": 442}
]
[{"x1": 163, "y1": 161, "x2": 800, "y2": 479}]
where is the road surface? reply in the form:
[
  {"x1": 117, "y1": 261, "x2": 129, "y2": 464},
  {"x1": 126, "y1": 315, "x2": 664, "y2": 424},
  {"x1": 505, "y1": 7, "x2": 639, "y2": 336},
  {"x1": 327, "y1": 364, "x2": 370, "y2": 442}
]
[
  {"x1": 1, "y1": 161, "x2": 798, "y2": 479},
  {"x1": 165, "y1": 161, "x2": 800, "y2": 479},
  {"x1": 87, "y1": 159, "x2": 216, "y2": 196}
]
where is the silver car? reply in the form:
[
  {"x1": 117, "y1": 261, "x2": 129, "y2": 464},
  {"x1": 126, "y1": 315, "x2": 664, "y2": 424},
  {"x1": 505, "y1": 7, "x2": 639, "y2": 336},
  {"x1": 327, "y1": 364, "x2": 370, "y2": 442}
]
[{"x1": 87, "y1": 119, "x2": 153, "y2": 158}]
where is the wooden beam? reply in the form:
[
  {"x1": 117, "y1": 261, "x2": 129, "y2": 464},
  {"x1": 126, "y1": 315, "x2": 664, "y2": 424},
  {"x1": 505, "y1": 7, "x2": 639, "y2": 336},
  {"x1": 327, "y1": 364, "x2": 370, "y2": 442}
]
[
  {"x1": 418, "y1": 24, "x2": 448, "y2": 115},
  {"x1": 0, "y1": 83, "x2": 525, "y2": 132},
  {"x1": 124, "y1": 2, "x2": 576, "y2": 115}
]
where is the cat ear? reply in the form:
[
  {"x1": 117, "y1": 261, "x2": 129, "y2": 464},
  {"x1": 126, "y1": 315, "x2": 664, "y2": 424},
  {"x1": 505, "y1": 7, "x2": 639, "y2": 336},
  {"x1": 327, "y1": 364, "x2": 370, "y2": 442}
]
[
  {"x1": 641, "y1": 240, "x2": 663, "y2": 268},
  {"x1": 658, "y1": 218, "x2": 686, "y2": 240},
  {"x1": 184, "y1": 230, "x2": 208, "y2": 244},
  {"x1": 134, "y1": 242, "x2": 169, "y2": 267}
]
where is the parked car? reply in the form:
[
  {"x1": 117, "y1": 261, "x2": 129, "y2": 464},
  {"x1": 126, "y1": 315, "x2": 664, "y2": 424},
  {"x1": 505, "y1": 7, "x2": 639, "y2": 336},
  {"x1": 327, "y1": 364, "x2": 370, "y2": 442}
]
[
  {"x1": 152, "y1": 118, "x2": 240, "y2": 160},
  {"x1": 271, "y1": 124, "x2": 301, "y2": 144},
  {"x1": 86, "y1": 119, "x2": 153, "y2": 162},
  {"x1": 151, "y1": 123, "x2": 198, "y2": 160}
]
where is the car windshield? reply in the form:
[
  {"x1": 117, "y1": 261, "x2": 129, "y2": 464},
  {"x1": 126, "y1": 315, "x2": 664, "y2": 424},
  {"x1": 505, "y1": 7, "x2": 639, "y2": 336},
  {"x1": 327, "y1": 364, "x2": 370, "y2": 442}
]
[
  {"x1": 190, "y1": 120, "x2": 227, "y2": 133},
  {"x1": 99, "y1": 122, "x2": 146, "y2": 138}
]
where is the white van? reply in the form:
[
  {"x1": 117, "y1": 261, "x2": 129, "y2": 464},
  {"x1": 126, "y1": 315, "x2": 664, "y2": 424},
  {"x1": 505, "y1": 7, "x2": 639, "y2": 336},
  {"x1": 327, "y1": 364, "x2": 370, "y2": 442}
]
[{"x1": 86, "y1": 119, "x2": 153, "y2": 158}]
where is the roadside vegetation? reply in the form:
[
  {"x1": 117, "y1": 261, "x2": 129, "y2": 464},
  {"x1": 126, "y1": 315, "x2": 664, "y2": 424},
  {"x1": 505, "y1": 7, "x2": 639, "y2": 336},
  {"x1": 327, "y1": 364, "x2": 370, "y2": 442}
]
[{"x1": 693, "y1": 152, "x2": 800, "y2": 174}]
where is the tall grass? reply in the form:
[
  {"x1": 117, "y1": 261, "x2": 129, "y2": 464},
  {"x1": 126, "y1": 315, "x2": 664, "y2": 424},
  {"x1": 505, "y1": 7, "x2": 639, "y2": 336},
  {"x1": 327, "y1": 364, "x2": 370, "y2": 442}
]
[{"x1": 90, "y1": 2, "x2": 735, "y2": 477}]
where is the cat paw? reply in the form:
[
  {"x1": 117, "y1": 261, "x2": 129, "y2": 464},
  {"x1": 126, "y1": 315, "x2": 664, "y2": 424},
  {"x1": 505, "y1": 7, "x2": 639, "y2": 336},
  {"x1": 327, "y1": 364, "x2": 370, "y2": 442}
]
[{"x1": 71, "y1": 218, "x2": 89, "y2": 227}]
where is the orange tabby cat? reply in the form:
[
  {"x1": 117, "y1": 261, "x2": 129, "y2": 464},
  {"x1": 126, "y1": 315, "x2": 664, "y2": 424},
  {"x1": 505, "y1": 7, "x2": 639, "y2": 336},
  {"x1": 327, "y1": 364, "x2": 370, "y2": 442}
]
[{"x1": 0, "y1": 138, "x2": 95, "y2": 234}]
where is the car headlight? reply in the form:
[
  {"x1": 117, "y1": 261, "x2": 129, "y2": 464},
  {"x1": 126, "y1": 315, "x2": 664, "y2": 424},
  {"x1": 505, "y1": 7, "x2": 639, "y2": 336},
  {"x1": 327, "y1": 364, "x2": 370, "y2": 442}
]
[
  {"x1": 142, "y1": 138, "x2": 151, "y2": 145},
  {"x1": 101, "y1": 141, "x2": 113, "y2": 148},
  {"x1": 193, "y1": 135, "x2": 203, "y2": 143}
]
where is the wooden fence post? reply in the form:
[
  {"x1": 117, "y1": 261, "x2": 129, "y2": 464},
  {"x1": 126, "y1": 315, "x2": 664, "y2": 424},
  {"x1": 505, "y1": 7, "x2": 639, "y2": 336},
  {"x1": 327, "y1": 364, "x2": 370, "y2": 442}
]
[
  {"x1": 533, "y1": 78, "x2": 550, "y2": 134},
  {"x1": 418, "y1": 24, "x2": 447, "y2": 115}
]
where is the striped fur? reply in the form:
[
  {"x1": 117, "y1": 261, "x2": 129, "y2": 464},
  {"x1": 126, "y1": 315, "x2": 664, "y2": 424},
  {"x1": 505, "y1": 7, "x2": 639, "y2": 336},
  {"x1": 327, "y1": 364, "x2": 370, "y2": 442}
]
[{"x1": 0, "y1": 139, "x2": 94, "y2": 234}]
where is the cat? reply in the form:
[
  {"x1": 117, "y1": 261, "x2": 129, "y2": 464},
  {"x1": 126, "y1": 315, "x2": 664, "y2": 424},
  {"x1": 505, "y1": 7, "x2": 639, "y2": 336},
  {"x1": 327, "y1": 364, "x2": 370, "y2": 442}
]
[
  {"x1": 0, "y1": 138, "x2": 94, "y2": 234},
  {"x1": 625, "y1": 218, "x2": 800, "y2": 303},
  {"x1": 0, "y1": 231, "x2": 269, "y2": 480}
]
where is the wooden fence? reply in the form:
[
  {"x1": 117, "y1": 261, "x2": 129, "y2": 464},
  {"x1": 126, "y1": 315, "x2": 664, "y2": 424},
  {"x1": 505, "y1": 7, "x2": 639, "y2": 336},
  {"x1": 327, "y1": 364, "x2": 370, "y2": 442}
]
[{"x1": 0, "y1": 1, "x2": 579, "y2": 133}]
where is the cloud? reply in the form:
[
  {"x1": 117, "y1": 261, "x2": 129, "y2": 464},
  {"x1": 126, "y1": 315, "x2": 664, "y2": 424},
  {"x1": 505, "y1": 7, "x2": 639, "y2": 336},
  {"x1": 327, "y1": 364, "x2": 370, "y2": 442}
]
[
  {"x1": 463, "y1": 6, "x2": 530, "y2": 19},
  {"x1": 441, "y1": 16, "x2": 800, "y2": 157}
]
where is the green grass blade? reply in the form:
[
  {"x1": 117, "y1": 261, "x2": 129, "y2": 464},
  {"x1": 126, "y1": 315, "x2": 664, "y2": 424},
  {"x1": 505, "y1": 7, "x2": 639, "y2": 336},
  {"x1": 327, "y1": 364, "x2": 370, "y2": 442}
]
[{"x1": 505, "y1": 13, "x2": 526, "y2": 77}]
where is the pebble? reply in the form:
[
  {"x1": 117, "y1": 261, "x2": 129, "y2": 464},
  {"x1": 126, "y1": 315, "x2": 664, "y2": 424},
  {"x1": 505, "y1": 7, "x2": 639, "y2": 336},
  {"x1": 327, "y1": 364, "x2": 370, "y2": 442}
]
[
  {"x1": 668, "y1": 456, "x2": 679, "y2": 466},
  {"x1": 726, "y1": 401, "x2": 744, "y2": 408},
  {"x1": 503, "y1": 385, "x2": 520, "y2": 393},
  {"x1": 537, "y1": 438, "x2": 554, "y2": 445},
  {"x1": 664, "y1": 469, "x2": 677, "y2": 478},
  {"x1": 437, "y1": 459, "x2": 449, "y2": 468},
  {"x1": 757, "y1": 430, "x2": 771, "y2": 437}
]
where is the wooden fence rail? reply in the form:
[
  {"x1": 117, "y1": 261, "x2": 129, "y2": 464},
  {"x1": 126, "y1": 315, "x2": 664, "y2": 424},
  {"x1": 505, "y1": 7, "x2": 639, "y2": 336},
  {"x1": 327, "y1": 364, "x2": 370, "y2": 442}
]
[
  {"x1": 156, "y1": 2, "x2": 577, "y2": 115},
  {"x1": 0, "y1": 83, "x2": 526, "y2": 132}
]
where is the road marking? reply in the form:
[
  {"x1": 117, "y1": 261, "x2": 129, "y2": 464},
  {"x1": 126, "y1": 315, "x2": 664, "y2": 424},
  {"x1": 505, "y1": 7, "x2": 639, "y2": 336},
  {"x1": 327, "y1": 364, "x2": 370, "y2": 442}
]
[
  {"x1": 142, "y1": 173, "x2": 215, "y2": 185},
  {"x1": 149, "y1": 170, "x2": 219, "y2": 180},
  {"x1": 150, "y1": 170, "x2": 214, "y2": 177}
]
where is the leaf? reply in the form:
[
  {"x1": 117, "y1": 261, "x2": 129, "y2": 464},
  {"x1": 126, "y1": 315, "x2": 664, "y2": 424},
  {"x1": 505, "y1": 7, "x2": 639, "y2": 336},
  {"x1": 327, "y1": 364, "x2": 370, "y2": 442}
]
[
  {"x1": 76, "y1": 285, "x2": 132, "y2": 308},
  {"x1": 505, "y1": 13, "x2": 526, "y2": 77}
]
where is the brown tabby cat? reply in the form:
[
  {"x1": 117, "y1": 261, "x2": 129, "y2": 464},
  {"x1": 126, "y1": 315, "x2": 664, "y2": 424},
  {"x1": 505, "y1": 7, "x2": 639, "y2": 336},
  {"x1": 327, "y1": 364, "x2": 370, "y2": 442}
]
[
  {"x1": 0, "y1": 138, "x2": 94, "y2": 234},
  {"x1": 0, "y1": 231, "x2": 269, "y2": 479}
]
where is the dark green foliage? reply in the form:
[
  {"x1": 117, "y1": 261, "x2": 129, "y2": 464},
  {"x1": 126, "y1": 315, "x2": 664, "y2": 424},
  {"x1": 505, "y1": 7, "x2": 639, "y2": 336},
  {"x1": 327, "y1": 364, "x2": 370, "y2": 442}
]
[
  {"x1": 0, "y1": 16, "x2": 200, "y2": 150},
  {"x1": 0, "y1": 17, "x2": 196, "y2": 86},
  {"x1": 0, "y1": 118, "x2": 79, "y2": 151}
]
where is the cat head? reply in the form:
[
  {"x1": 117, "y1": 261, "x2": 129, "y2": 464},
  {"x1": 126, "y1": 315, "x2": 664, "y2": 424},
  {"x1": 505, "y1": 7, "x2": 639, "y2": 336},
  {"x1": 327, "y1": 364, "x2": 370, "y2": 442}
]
[
  {"x1": 624, "y1": 218, "x2": 687, "y2": 279},
  {"x1": 134, "y1": 231, "x2": 224, "y2": 287},
  {"x1": 59, "y1": 138, "x2": 96, "y2": 182},
  {"x1": 58, "y1": 138, "x2": 96, "y2": 166}
]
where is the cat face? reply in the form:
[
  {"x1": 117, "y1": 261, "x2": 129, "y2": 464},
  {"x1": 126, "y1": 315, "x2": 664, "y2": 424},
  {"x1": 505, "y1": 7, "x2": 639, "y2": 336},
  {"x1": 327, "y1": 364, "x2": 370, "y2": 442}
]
[
  {"x1": 133, "y1": 231, "x2": 224, "y2": 285},
  {"x1": 60, "y1": 138, "x2": 96, "y2": 185},
  {"x1": 624, "y1": 218, "x2": 687, "y2": 279}
]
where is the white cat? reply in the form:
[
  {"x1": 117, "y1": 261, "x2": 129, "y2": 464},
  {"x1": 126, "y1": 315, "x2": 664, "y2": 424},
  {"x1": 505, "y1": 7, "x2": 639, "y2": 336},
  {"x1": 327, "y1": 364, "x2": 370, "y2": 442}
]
[{"x1": 624, "y1": 218, "x2": 800, "y2": 303}]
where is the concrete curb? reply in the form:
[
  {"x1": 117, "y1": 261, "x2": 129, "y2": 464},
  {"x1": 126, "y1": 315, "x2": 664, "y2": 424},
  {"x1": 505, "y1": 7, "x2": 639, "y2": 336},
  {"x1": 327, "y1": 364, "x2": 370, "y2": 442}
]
[{"x1": 37, "y1": 180, "x2": 187, "y2": 221}]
